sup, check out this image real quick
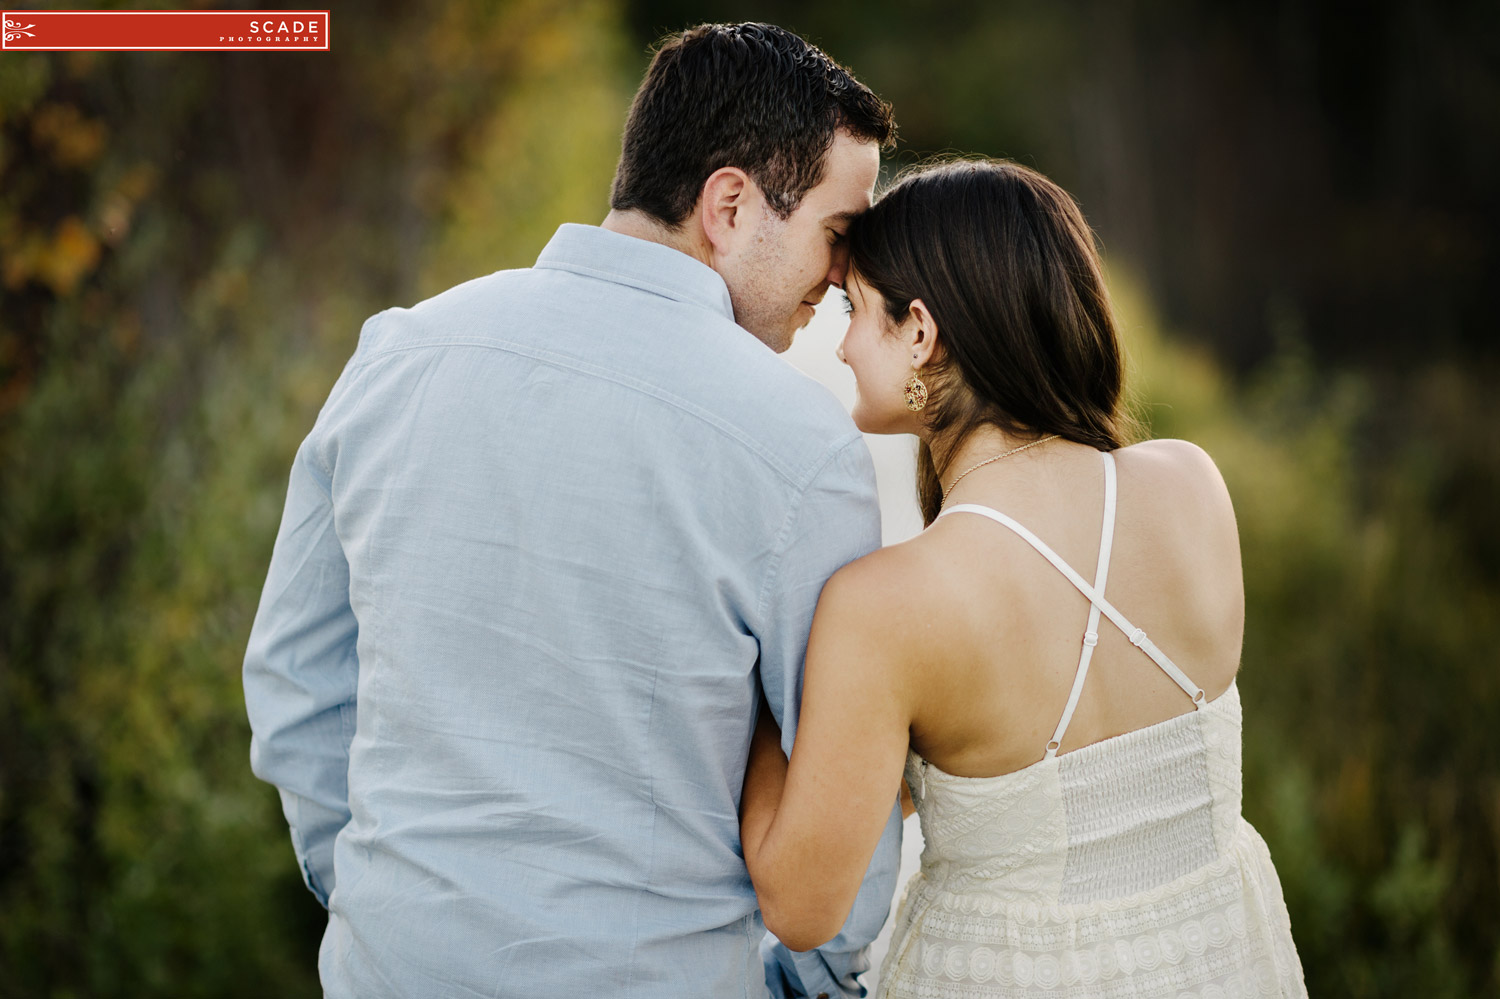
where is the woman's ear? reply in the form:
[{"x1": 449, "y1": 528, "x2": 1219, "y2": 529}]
[{"x1": 908, "y1": 298, "x2": 941, "y2": 369}]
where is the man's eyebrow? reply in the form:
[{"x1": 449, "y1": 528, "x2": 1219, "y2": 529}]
[{"x1": 821, "y1": 210, "x2": 860, "y2": 226}]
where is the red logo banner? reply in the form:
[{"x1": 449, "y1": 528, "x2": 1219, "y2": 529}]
[{"x1": 2, "y1": 10, "x2": 329, "y2": 51}]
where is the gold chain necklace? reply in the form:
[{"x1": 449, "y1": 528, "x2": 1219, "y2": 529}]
[{"x1": 942, "y1": 435, "x2": 1060, "y2": 498}]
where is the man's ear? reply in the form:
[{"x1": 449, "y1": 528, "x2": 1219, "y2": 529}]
[
  {"x1": 699, "y1": 166, "x2": 757, "y2": 259},
  {"x1": 908, "y1": 298, "x2": 942, "y2": 369}
]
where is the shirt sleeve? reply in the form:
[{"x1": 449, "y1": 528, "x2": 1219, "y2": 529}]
[
  {"x1": 756, "y1": 435, "x2": 903, "y2": 999},
  {"x1": 242, "y1": 346, "x2": 367, "y2": 908}
]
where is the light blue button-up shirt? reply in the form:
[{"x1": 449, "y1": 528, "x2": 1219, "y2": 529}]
[{"x1": 244, "y1": 224, "x2": 901, "y2": 998}]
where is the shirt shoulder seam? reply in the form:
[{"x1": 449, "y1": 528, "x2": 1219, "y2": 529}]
[
  {"x1": 755, "y1": 434, "x2": 868, "y2": 625},
  {"x1": 306, "y1": 311, "x2": 388, "y2": 488}
]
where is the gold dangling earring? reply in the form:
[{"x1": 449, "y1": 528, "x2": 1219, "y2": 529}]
[{"x1": 904, "y1": 356, "x2": 928, "y2": 412}]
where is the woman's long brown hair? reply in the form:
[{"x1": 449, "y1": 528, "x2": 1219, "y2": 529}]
[{"x1": 846, "y1": 158, "x2": 1136, "y2": 525}]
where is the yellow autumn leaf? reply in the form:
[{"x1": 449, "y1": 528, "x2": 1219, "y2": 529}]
[
  {"x1": 30, "y1": 102, "x2": 107, "y2": 169},
  {"x1": 40, "y1": 216, "x2": 101, "y2": 296}
]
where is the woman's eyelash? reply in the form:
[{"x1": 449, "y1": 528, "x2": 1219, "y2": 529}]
[{"x1": 840, "y1": 297, "x2": 854, "y2": 316}]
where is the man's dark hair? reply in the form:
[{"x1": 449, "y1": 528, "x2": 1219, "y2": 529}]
[{"x1": 610, "y1": 22, "x2": 896, "y2": 227}]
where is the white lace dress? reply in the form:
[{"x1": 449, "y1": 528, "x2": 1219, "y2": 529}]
[{"x1": 875, "y1": 452, "x2": 1306, "y2": 999}]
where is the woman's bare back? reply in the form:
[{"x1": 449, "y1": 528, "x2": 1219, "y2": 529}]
[{"x1": 874, "y1": 437, "x2": 1244, "y2": 779}]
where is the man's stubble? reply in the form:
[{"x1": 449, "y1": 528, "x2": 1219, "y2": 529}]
[{"x1": 725, "y1": 210, "x2": 804, "y2": 354}]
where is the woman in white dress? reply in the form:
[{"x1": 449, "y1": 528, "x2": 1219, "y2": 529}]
[{"x1": 740, "y1": 159, "x2": 1306, "y2": 998}]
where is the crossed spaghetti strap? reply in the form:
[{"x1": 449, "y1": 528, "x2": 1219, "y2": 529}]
[{"x1": 936, "y1": 450, "x2": 1206, "y2": 759}]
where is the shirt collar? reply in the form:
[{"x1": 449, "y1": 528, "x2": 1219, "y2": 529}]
[{"x1": 534, "y1": 223, "x2": 736, "y2": 322}]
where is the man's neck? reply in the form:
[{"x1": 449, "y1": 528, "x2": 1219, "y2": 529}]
[{"x1": 600, "y1": 209, "x2": 713, "y2": 268}]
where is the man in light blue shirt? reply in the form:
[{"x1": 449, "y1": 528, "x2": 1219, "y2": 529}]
[{"x1": 244, "y1": 22, "x2": 900, "y2": 998}]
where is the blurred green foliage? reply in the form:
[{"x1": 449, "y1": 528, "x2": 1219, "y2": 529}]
[
  {"x1": 1, "y1": 3, "x2": 627, "y2": 995},
  {"x1": 1, "y1": 2, "x2": 1496, "y2": 997},
  {"x1": 1118, "y1": 279, "x2": 1500, "y2": 996}
]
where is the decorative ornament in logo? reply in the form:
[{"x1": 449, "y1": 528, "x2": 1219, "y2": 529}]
[{"x1": 4, "y1": 18, "x2": 37, "y2": 41}]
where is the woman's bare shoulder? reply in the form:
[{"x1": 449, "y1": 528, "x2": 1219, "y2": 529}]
[
  {"x1": 813, "y1": 532, "x2": 960, "y2": 662},
  {"x1": 1115, "y1": 439, "x2": 1242, "y2": 602},
  {"x1": 1119, "y1": 437, "x2": 1220, "y2": 473},
  {"x1": 823, "y1": 532, "x2": 949, "y2": 617},
  {"x1": 1116, "y1": 438, "x2": 1234, "y2": 511}
]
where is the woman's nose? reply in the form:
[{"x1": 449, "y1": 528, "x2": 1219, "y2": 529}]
[{"x1": 836, "y1": 341, "x2": 847, "y2": 364}]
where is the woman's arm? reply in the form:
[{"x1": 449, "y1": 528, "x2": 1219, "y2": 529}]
[
  {"x1": 742, "y1": 705, "x2": 912, "y2": 859},
  {"x1": 740, "y1": 693, "x2": 790, "y2": 869},
  {"x1": 740, "y1": 554, "x2": 919, "y2": 952}
]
